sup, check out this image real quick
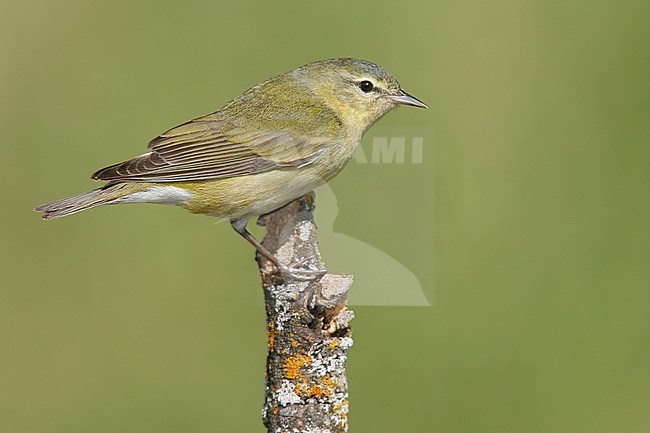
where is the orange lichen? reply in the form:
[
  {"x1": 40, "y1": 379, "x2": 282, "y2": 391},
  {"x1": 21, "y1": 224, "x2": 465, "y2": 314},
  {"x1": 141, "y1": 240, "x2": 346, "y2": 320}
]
[
  {"x1": 267, "y1": 325, "x2": 278, "y2": 352},
  {"x1": 320, "y1": 375, "x2": 335, "y2": 394},
  {"x1": 283, "y1": 353, "x2": 311, "y2": 380},
  {"x1": 335, "y1": 399, "x2": 349, "y2": 414},
  {"x1": 266, "y1": 325, "x2": 275, "y2": 352},
  {"x1": 295, "y1": 375, "x2": 335, "y2": 398}
]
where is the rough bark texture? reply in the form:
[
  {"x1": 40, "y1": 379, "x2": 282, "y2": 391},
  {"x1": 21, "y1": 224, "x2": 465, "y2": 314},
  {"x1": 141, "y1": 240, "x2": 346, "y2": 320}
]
[{"x1": 257, "y1": 193, "x2": 354, "y2": 433}]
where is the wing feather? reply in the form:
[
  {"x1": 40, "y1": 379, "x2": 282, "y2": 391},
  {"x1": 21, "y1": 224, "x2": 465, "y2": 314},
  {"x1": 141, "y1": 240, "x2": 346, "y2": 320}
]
[{"x1": 92, "y1": 119, "x2": 327, "y2": 182}]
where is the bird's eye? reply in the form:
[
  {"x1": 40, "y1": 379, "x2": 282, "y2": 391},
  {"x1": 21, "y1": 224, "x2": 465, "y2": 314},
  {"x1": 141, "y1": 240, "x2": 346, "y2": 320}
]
[{"x1": 358, "y1": 80, "x2": 374, "y2": 93}]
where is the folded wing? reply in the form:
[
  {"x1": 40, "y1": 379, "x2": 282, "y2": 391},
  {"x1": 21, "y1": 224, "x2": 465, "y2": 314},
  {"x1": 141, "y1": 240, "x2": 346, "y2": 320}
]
[{"x1": 92, "y1": 118, "x2": 326, "y2": 182}]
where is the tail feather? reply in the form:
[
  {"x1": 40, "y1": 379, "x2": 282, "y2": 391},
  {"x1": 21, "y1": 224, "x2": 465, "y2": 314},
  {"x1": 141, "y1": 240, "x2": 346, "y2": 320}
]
[{"x1": 35, "y1": 183, "x2": 140, "y2": 220}]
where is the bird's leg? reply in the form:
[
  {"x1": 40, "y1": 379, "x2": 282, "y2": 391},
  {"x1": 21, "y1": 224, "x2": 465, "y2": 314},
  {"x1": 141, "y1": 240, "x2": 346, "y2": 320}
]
[
  {"x1": 231, "y1": 217, "x2": 284, "y2": 269},
  {"x1": 230, "y1": 217, "x2": 325, "y2": 279}
]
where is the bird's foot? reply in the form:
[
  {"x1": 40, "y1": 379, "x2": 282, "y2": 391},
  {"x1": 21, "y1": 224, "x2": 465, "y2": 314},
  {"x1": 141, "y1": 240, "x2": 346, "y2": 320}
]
[{"x1": 262, "y1": 256, "x2": 327, "y2": 280}]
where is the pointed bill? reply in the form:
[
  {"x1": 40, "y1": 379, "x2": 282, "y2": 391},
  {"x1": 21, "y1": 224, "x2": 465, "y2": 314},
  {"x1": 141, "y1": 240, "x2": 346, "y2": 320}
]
[{"x1": 386, "y1": 89, "x2": 428, "y2": 109}]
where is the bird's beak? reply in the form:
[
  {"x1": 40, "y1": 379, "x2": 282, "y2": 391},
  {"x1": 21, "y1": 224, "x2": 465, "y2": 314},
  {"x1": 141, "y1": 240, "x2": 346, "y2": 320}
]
[{"x1": 386, "y1": 89, "x2": 428, "y2": 109}]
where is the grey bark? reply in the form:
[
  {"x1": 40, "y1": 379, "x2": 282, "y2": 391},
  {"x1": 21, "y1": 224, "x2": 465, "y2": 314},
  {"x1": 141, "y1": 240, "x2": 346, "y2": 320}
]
[{"x1": 256, "y1": 193, "x2": 354, "y2": 433}]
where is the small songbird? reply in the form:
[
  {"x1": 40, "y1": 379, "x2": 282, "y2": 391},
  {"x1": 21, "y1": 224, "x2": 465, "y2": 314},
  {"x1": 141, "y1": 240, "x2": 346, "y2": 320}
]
[{"x1": 35, "y1": 58, "x2": 427, "y2": 275}]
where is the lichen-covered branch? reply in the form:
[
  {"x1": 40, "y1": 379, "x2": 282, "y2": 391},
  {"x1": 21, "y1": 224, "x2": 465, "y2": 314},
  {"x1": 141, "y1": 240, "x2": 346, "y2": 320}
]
[{"x1": 256, "y1": 193, "x2": 354, "y2": 433}]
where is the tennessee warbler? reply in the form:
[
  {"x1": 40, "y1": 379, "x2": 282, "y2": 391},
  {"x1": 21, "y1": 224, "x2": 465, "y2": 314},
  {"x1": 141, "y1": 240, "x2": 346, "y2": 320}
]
[{"x1": 35, "y1": 58, "x2": 427, "y2": 275}]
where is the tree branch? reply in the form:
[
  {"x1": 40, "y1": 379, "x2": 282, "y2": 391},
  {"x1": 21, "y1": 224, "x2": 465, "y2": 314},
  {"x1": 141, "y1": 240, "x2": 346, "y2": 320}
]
[{"x1": 257, "y1": 193, "x2": 354, "y2": 433}]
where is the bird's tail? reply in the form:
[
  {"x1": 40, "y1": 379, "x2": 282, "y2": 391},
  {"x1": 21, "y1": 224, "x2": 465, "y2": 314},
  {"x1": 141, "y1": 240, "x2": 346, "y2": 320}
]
[{"x1": 35, "y1": 182, "x2": 143, "y2": 220}]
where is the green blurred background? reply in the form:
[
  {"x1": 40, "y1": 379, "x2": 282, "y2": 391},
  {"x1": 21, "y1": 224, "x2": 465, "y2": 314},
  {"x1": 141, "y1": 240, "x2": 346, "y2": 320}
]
[{"x1": 2, "y1": 1, "x2": 649, "y2": 432}]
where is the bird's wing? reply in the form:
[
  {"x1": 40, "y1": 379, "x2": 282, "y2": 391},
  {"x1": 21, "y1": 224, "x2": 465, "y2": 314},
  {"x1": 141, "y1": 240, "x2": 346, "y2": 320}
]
[{"x1": 92, "y1": 119, "x2": 327, "y2": 182}]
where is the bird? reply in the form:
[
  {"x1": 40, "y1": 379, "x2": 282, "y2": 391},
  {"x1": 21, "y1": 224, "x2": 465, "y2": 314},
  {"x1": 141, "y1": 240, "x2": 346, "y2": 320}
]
[{"x1": 35, "y1": 58, "x2": 427, "y2": 275}]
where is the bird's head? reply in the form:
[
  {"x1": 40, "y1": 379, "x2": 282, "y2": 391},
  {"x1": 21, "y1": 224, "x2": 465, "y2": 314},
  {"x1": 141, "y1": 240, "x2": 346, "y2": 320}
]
[{"x1": 293, "y1": 58, "x2": 427, "y2": 134}]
